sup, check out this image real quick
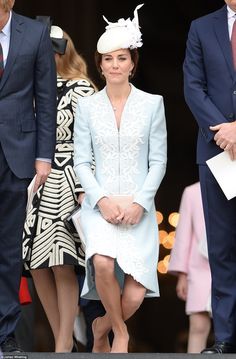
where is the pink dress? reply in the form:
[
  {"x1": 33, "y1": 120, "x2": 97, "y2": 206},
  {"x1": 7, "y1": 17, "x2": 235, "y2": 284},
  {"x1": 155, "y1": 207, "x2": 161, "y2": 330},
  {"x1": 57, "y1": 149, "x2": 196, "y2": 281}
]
[{"x1": 168, "y1": 182, "x2": 211, "y2": 314}]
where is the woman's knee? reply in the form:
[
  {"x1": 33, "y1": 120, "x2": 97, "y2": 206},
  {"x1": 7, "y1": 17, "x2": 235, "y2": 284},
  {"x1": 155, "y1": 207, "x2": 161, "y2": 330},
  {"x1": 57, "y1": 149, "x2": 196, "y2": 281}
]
[
  {"x1": 189, "y1": 313, "x2": 211, "y2": 335},
  {"x1": 93, "y1": 255, "x2": 114, "y2": 277},
  {"x1": 122, "y1": 294, "x2": 143, "y2": 314}
]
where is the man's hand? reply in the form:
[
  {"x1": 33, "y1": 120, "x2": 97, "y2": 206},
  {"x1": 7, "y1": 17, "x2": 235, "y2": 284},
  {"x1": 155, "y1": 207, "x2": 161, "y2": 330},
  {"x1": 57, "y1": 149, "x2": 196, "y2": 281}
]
[
  {"x1": 226, "y1": 143, "x2": 236, "y2": 160},
  {"x1": 210, "y1": 122, "x2": 236, "y2": 160},
  {"x1": 34, "y1": 160, "x2": 51, "y2": 192},
  {"x1": 210, "y1": 122, "x2": 236, "y2": 150}
]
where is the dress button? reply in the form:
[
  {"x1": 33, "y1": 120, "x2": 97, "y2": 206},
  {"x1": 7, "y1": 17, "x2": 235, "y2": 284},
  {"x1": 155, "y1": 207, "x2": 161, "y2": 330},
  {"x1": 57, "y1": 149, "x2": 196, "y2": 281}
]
[{"x1": 233, "y1": 90, "x2": 236, "y2": 95}]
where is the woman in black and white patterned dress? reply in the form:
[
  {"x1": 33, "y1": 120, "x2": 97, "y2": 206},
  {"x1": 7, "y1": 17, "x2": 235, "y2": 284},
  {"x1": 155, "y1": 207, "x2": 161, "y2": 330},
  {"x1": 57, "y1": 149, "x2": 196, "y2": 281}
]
[{"x1": 22, "y1": 26, "x2": 95, "y2": 352}]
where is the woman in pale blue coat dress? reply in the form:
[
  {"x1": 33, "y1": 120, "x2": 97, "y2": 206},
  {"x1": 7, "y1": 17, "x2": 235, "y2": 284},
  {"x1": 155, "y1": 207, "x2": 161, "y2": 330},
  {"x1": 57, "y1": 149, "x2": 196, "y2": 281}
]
[{"x1": 74, "y1": 4, "x2": 167, "y2": 353}]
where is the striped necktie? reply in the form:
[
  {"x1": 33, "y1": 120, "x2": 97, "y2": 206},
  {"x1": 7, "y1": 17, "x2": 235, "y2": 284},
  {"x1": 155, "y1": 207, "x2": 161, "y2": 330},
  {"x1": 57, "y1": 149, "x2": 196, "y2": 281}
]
[
  {"x1": 232, "y1": 18, "x2": 236, "y2": 69},
  {"x1": 0, "y1": 42, "x2": 3, "y2": 79}
]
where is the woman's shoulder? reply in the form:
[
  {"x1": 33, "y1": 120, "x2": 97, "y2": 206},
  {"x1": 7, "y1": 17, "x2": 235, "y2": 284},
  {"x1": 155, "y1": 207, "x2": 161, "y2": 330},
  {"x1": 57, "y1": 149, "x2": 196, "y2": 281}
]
[
  {"x1": 132, "y1": 85, "x2": 163, "y2": 103},
  {"x1": 69, "y1": 78, "x2": 93, "y2": 86},
  {"x1": 76, "y1": 90, "x2": 99, "y2": 111},
  {"x1": 77, "y1": 87, "x2": 103, "y2": 103},
  {"x1": 64, "y1": 79, "x2": 96, "y2": 99},
  {"x1": 183, "y1": 182, "x2": 201, "y2": 198},
  {"x1": 66, "y1": 78, "x2": 95, "y2": 90},
  {"x1": 57, "y1": 76, "x2": 94, "y2": 87}
]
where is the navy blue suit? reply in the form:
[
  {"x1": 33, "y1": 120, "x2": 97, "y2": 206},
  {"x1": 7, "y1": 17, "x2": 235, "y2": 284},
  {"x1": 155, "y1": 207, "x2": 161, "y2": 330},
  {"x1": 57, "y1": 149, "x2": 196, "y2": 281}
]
[
  {"x1": 0, "y1": 11, "x2": 56, "y2": 344},
  {"x1": 184, "y1": 5, "x2": 236, "y2": 345}
]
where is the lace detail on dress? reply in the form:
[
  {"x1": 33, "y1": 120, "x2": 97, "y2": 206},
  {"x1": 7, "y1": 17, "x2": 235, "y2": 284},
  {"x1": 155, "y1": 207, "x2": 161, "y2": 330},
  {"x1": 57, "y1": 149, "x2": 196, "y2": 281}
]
[
  {"x1": 118, "y1": 225, "x2": 149, "y2": 276},
  {"x1": 86, "y1": 221, "x2": 149, "y2": 277},
  {"x1": 88, "y1": 91, "x2": 149, "y2": 194}
]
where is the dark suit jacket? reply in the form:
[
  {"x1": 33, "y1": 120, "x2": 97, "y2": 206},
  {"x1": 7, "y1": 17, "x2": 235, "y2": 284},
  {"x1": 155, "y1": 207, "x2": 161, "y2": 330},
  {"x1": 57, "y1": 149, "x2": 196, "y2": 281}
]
[
  {"x1": 0, "y1": 12, "x2": 57, "y2": 178},
  {"x1": 183, "y1": 5, "x2": 236, "y2": 164}
]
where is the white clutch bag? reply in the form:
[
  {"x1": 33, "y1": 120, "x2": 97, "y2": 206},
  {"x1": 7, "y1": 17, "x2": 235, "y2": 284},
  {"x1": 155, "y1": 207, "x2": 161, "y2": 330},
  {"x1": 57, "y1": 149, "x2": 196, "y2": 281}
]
[
  {"x1": 71, "y1": 208, "x2": 86, "y2": 248},
  {"x1": 109, "y1": 195, "x2": 133, "y2": 210},
  {"x1": 64, "y1": 206, "x2": 86, "y2": 247}
]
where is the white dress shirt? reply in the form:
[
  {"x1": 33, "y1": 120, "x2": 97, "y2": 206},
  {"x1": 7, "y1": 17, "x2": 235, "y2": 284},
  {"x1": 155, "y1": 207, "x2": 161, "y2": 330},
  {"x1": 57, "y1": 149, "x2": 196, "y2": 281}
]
[
  {"x1": 0, "y1": 11, "x2": 11, "y2": 66},
  {"x1": 227, "y1": 5, "x2": 236, "y2": 39}
]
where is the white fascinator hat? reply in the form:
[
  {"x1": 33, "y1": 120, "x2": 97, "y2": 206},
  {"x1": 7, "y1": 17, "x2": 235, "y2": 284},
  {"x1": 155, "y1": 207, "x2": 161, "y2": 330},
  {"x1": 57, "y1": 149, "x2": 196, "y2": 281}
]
[{"x1": 97, "y1": 4, "x2": 144, "y2": 54}]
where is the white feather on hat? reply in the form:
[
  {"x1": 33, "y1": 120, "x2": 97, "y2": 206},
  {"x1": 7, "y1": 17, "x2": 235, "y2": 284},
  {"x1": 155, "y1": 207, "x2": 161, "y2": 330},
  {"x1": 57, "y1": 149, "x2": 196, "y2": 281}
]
[{"x1": 97, "y1": 4, "x2": 144, "y2": 54}]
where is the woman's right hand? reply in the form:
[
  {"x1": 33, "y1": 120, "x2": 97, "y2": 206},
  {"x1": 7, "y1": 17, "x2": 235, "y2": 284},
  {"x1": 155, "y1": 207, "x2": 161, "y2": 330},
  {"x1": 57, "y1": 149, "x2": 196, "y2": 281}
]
[
  {"x1": 176, "y1": 272, "x2": 188, "y2": 301},
  {"x1": 97, "y1": 197, "x2": 124, "y2": 224},
  {"x1": 78, "y1": 193, "x2": 85, "y2": 205}
]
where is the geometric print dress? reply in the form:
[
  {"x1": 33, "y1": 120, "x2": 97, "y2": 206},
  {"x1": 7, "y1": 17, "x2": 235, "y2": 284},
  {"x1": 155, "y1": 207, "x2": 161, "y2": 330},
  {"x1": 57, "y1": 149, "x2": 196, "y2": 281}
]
[{"x1": 22, "y1": 76, "x2": 95, "y2": 270}]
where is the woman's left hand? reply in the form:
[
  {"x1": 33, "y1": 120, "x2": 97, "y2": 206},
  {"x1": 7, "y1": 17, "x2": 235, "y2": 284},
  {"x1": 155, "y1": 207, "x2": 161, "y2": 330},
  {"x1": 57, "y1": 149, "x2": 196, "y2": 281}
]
[{"x1": 121, "y1": 203, "x2": 144, "y2": 225}]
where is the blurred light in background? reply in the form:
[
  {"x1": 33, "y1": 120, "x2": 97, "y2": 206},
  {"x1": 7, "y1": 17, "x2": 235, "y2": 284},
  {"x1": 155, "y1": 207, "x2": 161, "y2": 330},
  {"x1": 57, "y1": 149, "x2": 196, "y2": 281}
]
[{"x1": 157, "y1": 211, "x2": 179, "y2": 274}]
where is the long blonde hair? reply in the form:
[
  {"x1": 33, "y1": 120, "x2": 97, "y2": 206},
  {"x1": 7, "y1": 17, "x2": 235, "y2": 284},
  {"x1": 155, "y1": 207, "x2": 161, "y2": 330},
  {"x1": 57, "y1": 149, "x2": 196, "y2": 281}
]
[
  {"x1": 55, "y1": 30, "x2": 96, "y2": 88},
  {"x1": 0, "y1": 0, "x2": 15, "y2": 11}
]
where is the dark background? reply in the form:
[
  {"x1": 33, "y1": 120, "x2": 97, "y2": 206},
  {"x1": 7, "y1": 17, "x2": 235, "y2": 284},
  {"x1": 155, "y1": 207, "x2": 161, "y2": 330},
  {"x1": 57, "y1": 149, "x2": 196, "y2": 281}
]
[{"x1": 14, "y1": 0, "x2": 224, "y2": 353}]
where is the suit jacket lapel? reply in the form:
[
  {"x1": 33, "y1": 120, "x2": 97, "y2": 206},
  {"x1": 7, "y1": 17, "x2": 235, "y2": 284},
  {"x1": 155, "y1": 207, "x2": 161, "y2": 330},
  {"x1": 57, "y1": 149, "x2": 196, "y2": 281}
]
[
  {"x1": 0, "y1": 12, "x2": 24, "y2": 91},
  {"x1": 213, "y1": 5, "x2": 235, "y2": 81}
]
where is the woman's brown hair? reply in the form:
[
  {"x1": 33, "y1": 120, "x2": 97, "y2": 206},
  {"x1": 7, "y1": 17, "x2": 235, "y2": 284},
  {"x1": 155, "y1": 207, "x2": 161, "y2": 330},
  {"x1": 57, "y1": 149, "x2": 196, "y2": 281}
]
[{"x1": 55, "y1": 31, "x2": 96, "y2": 88}]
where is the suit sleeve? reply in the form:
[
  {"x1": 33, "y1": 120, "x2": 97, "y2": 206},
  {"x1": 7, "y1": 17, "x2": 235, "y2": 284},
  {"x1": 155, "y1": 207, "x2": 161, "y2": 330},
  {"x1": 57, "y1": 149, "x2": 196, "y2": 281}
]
[
  {"x1": 183, "y1": 20, "x2": 227, "y2": 143},
  {"x1": 34, "y1": 24, "x2": 57, "y2": 160},
  {"x1": 133, "y1": 96, "x2": 167, "y2": 212},
  {"x1": 74, "y1": 99, "x2": 106, "y2": 208},
  {"x1": 168, "y1": 187, "x2": 193, "y2": 275}
]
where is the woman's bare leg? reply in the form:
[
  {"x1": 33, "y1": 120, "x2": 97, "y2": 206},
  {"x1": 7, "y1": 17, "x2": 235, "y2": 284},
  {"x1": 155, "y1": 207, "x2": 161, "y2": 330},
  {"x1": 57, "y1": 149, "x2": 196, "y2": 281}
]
[
  {"x1": 187, "y1": 312, "x2": 211, "y2": 353},
  {"x1": 121, "y1": 274, "x2": 146, "y2": 319},
  {"x1": 31, "y1": 268, "x2": 60, "y2": 344},
  {"x1": 92, "y1": 270, "x2": 146, "y2": 352},
  {"x1": 92, "y1": 254, "x2": 129, "y2": 353},
  {"x1": 92, "y1": 316, "x2": 111, "y2": 353},
  {"x1": 53, "y1": 265, "x2": 79, "y2": 353}
]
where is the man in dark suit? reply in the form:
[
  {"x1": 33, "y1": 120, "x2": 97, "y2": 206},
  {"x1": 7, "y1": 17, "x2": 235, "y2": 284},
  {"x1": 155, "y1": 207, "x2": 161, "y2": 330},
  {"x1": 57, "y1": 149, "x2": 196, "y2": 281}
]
[
  {"x1": 184, "y1": 0, "x2": 236, "y2": 354},
  {"x1": 0, "y1": 0, "x2": 56, "y2": 352}
]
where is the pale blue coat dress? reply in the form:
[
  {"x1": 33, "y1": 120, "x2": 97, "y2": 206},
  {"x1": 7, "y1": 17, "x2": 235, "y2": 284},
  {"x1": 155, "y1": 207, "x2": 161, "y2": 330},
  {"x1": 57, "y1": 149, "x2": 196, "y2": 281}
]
[{"x1": 74, "y1": 84, "x2": 167, "y2": 299}]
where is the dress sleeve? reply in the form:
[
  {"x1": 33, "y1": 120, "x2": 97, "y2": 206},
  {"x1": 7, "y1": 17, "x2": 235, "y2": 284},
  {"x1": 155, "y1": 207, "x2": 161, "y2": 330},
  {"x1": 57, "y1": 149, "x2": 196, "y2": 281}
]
[
  {"x1": 133, "y1": 96, "x2": 167, "y2": 212},
  {"x1": 74, "y1": 99, "x2": 106, "y2": 208},
  {"x1": 71, "y1": 80, "x2": 95, "y2": 118},
  {"x1": 71, "y1": 80, "x2": 95, "y2": 195}
]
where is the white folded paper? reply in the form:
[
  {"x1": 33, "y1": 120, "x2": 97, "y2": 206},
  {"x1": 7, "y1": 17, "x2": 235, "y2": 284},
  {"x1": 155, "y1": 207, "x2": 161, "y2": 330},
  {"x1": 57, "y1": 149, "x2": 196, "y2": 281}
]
[
  {"x1": 198, "y1": 231, "x2": 209, "y2": 259},
  {"x1": 26, "y1": 175, "x2": 37, "y2": 213},
  {"x1": 206, "y1": 151, "x2": 236, "y2": 200},
  {"x1": 71, "y1": 208, "x2": 86, "y2": 248}
]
